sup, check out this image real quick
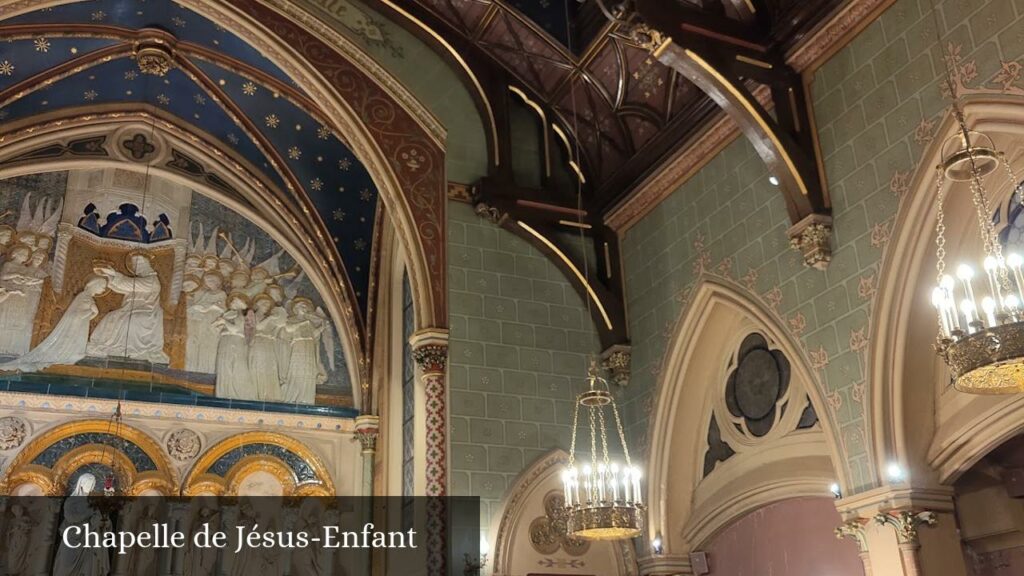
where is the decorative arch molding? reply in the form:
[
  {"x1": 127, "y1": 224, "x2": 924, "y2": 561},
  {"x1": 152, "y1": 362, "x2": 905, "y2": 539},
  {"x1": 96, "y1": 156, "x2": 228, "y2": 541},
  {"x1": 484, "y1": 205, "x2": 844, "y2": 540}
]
[
  {"x1": 0, "y1": 110, "x2": 365, "y2": 398},
  {"x1": 1, "y1": 418, "x2": 176, "y2": 495},
  {"x1": 183, "y1": 431, "x2": 336, "y2": 497},
  {"x1": 647, "y1": 277, "x2": 845, "y2": 555},
  {"x1": 870, "y1": 94, "x2": 1024, "y2": 489},
  {"x1": 490, "y1": 449, "x2": 637, "y2": 576},
  {"x1": 0, "y1": 0, "x2": 447, "y2": 341}
]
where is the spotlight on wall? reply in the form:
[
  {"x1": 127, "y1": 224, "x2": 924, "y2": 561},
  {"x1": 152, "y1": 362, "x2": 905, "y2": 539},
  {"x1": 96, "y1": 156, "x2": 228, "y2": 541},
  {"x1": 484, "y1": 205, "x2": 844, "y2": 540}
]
[
  {"x1": 886, "y1": 462, "x2": 905, "y2": 483},
  {"x1": 829, "y1": 482, "x2": 842, "y2": 499},
  {"x1": 768, "y1": 175, "x2": 780, "y2": 186},
  {"x1": 464, "y1": 535, "x2": 489, "y2": 576},
  {"x1": 652, "y1": 534, "x2": 663, "y2": 555}
]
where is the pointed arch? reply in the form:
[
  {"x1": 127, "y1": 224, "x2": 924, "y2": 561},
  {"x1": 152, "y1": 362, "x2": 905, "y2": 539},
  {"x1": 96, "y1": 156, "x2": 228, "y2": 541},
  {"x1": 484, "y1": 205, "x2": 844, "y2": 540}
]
[
  {"x1": 869, "y1": 94, "x2": 1024, "y2": 487},
  {"x1": 646, "y1": 276, "x2": 846, "y2": 555}
]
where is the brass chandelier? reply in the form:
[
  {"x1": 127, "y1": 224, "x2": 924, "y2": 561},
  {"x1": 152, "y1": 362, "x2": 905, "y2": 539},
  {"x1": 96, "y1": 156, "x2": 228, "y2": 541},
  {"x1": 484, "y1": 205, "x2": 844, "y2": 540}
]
[
  {"x1": 561, "y1": 363, "x2": 644, "y2": 540},
  {"x1": 932, "y1": 128, "x2": 1024, "y2": 394},
  {"x1": 927, "y1": 0, "x2": 1024, "y2": 394}
]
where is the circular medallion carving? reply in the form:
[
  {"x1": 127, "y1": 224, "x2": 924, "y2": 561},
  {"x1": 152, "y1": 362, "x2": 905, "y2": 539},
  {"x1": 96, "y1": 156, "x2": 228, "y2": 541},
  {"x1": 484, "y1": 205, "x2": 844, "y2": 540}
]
[
  {"x1": 0, "y1": 417, "x2": 27, "y2": 450},
  {"x1": 165, "y1": 429, "x2": 201, "y2": 462}
]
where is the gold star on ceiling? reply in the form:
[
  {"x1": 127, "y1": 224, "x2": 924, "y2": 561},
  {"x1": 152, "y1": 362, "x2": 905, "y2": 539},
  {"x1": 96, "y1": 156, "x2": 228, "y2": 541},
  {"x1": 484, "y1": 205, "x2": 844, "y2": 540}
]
[
  {"x1": 359, "y1": 188, "x2": 372, "y2": 202},
  {"x1": 91, "y1": 10, "x2": 106, "y2": 21},
  {"x1": 317, "y1": 126, "x2": 331, "y2": 140},
  {"x1": 242, "y1": 81, "x2": 257, "y2": 96},
  {"x1": 83, "y1": 90, "x2": 98, "y2": 101},
  {"x1": 194, "y1": 93, "x2": 206, "y2": 105},
  {"x1": 156, "y1": 94, "x2": 170, "y2": 105},
  {"x1": 354, "y1": 238, "x2": 367, "y2": 251},
  {"x1": 332, "y1": 209, "x2": 345, "y2": 222},
  {"x1": 124, "y1": 70, "x2": 137, "y2": 80},
  {"x1": 34, "y1": 37, "x2": 50, "y2": 52},
  {"x1": 310, "y1": 178, "x2": 323, "y2": 191},
  {"x1": 265, "y1": 114, "x2": 279, "y2": 128},
  {"x1": 338, "y1": 158, "x2": 351, "y2": 171},
  {"x1": 0, "y1": 61, "x2": 13, "y2": 76},
  {"x1": 288, "y1": 146, "x2": 301, "y2": 160},
  {"x1": 172, "y1": 16, "x2": 186, "y2": 27},
  {"x1": 227, "y1": 133, "x2": 239, "y2": 144}
]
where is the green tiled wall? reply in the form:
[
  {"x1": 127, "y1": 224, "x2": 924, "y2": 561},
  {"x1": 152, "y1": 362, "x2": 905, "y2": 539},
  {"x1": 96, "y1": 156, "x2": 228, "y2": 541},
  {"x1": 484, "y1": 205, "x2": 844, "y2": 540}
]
[
  {"x1": 448, "y1": 201, "x2": 601, "y2": 525},
  {"x1": 301, "y1": 0, "x2": 489, "y2": 184},
  {"x1": 621, "y1": 0, "x2": 1024, "y2": 493}
]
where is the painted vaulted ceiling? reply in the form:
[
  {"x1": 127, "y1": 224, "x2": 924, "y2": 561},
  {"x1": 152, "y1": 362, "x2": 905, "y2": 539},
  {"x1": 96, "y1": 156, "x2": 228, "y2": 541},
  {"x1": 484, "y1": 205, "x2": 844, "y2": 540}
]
[{"x1": 0, "y1": 0, "x2": 379, "y2": 318}]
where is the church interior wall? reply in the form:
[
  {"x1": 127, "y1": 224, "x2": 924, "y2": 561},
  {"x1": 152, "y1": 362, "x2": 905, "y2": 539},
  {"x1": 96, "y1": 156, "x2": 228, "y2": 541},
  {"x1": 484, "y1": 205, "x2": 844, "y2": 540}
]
[{"x1": 447, "y1": 200, "x2": 602, "y2": 530}]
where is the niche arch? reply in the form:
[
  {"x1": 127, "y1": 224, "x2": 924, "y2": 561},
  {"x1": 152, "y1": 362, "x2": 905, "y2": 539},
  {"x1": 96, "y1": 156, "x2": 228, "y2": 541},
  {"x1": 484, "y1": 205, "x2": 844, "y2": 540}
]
[
  {"x1": 490, "y1": 449, "x2": 638, "y2": 576},
  {"x1": 1, "y1": 418, "x2": 176, "y2": 495},
  {"x1": 869, "y1": 95, "x2": 1024, "y2": 487},
  {"x1": 646, "y1": 277, "x2": 844, "y2": 557},
  {"x1": 183, "y1": 431, "x2": 335, "y2": 496}
]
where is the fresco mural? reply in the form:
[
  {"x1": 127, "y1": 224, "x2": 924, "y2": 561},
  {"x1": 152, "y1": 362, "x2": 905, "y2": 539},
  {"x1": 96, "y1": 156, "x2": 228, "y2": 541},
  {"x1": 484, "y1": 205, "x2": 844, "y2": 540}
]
[{"x1": 0, "y1": 168, "x2": 350, "y2": 406}]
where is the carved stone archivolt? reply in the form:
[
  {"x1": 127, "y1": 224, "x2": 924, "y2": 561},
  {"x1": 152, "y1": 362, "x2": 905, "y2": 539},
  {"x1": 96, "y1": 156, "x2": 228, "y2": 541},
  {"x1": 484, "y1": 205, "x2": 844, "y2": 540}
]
[
  {"x1": 0, "y1": 417, "x2": 28, "y2": 451},
  {"x1": 165, "y1": 429, "x2": 202, "y2": 462},
  {"x1": 529, "y1": 491, "x2": 590, "y2": 556}
]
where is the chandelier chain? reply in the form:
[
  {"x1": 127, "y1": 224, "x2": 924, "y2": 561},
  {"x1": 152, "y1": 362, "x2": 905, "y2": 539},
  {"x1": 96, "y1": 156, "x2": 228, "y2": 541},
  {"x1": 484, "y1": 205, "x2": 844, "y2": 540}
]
[
  {"x1": 568, "y1": 401, "x2": 581, "y2": 468},
  {"x1": 597, "y1": 403, "x2": 611, "y2": 466},
  {"x1": 610, "y1": 399, "x2": 632, "y2": 468}
]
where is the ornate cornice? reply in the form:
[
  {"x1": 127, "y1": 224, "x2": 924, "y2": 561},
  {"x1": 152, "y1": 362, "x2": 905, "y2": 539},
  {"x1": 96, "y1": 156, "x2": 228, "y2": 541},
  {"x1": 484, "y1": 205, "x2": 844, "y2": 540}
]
[{"x1": 786, "y1": 0, "x2": 896, "y2": 73}]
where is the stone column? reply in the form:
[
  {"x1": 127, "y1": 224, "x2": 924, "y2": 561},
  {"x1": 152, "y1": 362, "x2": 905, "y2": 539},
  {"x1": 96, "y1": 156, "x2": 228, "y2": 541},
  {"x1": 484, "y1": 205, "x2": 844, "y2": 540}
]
[
  {"x1": 836, "y1": 519, "x2": 873, "y2": 576},
  {"x1": 836, "y1": 486, "x2": 968, "y2": 576},
  {"x1": 874, "y1": 510, "x2": 936, "y2": 576},
  {"x1": 354, "y1": 414, "x2": 380, "y2": 496},
  {"x1": 411, "y1": 334, "x2": 449, "y2": 496},
  {"x1": 412, "y1": 329, "x2": 449, "y2": 576}
]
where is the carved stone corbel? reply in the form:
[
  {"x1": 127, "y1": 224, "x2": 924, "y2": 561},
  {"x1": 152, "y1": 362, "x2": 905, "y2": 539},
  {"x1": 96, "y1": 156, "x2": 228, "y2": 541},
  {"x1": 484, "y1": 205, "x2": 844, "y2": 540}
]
[
  {"x1": 601, "y1": 344, "x2": 632, "y2": 387},
  {"x1": 787, "y1": 213, "x2": 833, "y2": 270}
]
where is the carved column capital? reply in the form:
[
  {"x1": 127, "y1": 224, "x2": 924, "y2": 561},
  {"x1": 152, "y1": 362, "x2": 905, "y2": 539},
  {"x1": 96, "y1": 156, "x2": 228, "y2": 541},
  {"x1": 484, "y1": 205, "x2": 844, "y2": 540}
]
[
  {"x1": 412, "y1": 344, "x2": 448, "y2": 374},
  {"x1": 874, "y1": 510, "x2": 937, "y2": 545},
  {"x1": 787, "y1": 213, "x2": 833, "y2": 270},
  {"x1": 353, "y1": 415, "x2": 380, "y2": 455},
  {"x1": 835, "y1": 519, "x2": 870, "y2": 552},
  {"x1": 601, "y1": 345, "x2": 632, "y2": 387}
]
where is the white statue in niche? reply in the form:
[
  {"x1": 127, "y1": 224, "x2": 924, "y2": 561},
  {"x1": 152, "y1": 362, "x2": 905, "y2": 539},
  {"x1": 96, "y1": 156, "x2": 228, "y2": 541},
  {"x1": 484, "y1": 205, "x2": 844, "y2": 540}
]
[
  {"x1": 212, "y1": 292, "x2": 252, "y2": 400},
  {"x1": 4, "y1": 503, "x2": 32, "y2": 576},
  {"x1": 280, "y1": 298, "x2": 334, "y2": 405},
  {"x1": 249, "y1": 294, "x2": 287, "y2": 402},
  {"x1": 119, "y1": 499, "x2": 159, "y2": 576},
  {"x1": 53, "y1": 473, "x2": 111, "y2": 576},
  {"x1": 291, "y1": 499, "x2": 326, "y2": 576},
  {"x1": 87, "y1": 252, "x2": 169, "y2": 363},
  {"x1": 185, "y1": 272, "x2": 226, "y2": 374},
  {"x1": 184, "y1": 499, "x2": 219, "y2": 576},
  {"x1": 0, "y1": 275, "x2": 108, "y2": 373}
]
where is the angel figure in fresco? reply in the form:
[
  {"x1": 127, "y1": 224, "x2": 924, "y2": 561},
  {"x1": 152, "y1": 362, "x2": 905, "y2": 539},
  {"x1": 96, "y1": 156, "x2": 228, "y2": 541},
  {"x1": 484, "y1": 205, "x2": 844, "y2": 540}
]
[
  {"x1": 212, "y1": 292, "x2": 252, "y2": 400},
  {"x1": 280, "y1": 298, "x2": 335, "y2": 404},
  {"x1": 0, "y1": 243, "x2": 47, "y2": 356},
  {"x1": 4, "y1": 503, "x2": 32, "y2": 576},
  {"x1": 249, "y1": 293, "x2": 287, "y2": 402},
  {"x1": 87, "y1": 252, "x2": 170, "y2": 363},
  {"x1": 53, "y1": 474, "x2": 111, "y2": 576},
  {"x1": 0, "y1": 276, "x2": 108, "y2": 373},
  {"x1": 185, "y1": 272, "x2": 226, "y2": 374}
]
